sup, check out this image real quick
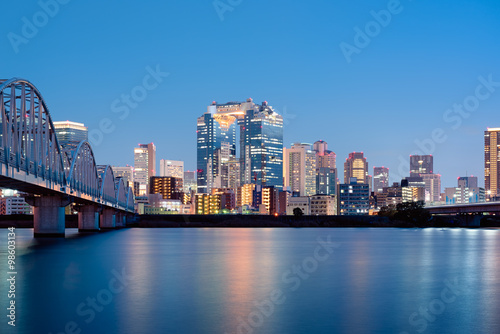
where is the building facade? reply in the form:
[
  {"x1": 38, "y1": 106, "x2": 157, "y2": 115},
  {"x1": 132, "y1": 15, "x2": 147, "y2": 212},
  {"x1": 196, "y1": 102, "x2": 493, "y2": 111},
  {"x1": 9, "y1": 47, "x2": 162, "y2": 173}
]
[
  {"x1": 313, "y1": 140, "x2": 337, "y2": 196},
  {"x1": 53, "y1": 121, "x2": 88, "y2": 151},
  {"x1": 373, "y1": 167, "x2": 389, "y2": 193},
  {"x1": 134, "y1": 143, "x2": 156, "y2": 196},
  {"x1": 421, "y1": 173, "x2": 441, "y2": 203},
  {"x1": 316, "y1": 167, "x2": 336, "y2": 196},
  {"x1": 444, "y1": 187, "x2": 485, "y2": 204},
  {"x1": 283, "y1": 143, "x2": 316, "y2": 196},
  {"x1": 112, "y1": 166, "x2": 134, "y2": 191},
  {"x1": 197, "y1": 99, "x2": 283, "y2": 193},
  {"x1": 238, "y1": 183, "x2": 256, "y2": 207},
  {"x1": 338, "y1": 179, "x2": 369, "y2": 215},
  {"x1": 149, "y1": 176, "x2": 183, "y2": 200},
  {"x1": 183, "y1": 171, "x2": 197, "y2": 193},
  {"x1": 410, "y1": 155, "x2": 433, "y2": 176},
  {"x1": 197, "y1": 104, "x2": 237, "y2": 193},
  {"x1": 344, "y1": 152, "x2": 368, "y2": 184},
  {"x1": 240, "y1": 102, "x2": 283, "y2": 188},
  {"x1": 0, "y1": 196, "x2": 32, "y2": 215},
  {"x1": 160, "y1": 160, "x2": 184, "y2": 179},
  {"x1": 458, "y1": 176, "x2": 478, "y2": 188},
  {"x1": 310, "y1": 195, "x2": 337, "y2": 215},
  {"x1": 286, "y1": 196, "x2": 311, "y2": 215},
  {"x1": 485, "y1": 128, "x2": 500, "y2": 199}
]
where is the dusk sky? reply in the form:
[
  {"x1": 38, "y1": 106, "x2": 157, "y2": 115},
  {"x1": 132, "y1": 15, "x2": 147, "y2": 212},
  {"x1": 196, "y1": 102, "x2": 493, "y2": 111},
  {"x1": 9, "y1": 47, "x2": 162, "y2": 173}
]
[{"x1": 2, "y1": 0, "x2": 499, "y2": 187}]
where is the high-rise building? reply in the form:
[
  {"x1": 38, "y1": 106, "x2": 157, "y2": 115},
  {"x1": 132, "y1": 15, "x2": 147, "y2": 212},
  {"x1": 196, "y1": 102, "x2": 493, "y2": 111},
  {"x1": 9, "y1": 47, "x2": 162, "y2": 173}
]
[
  {"x1": 313, "y1": 140, "x2": 337, "y2": 196},
  {"x1": 421, "y1": 173, "x2": 441, "y2": 203},
  {"x1": 197, "y1": 99, "x2": 283, "y2": 193},
  {"x1": 240, "y1": 101, "x2": 283, "y2": 188},
  {"x1": 112, "y1": 166, "x2": 134, "y2": 191},
  {"x1": 313, "y1": 140, "x2": 336, "y2": 169},
  {"x1": 458, "y1": 176, "x2": 478, "y2": 188},
  {"x1": 53, "y1": 121, "x2": 88, "y2": 151},
  {"x1": 410, "y1": 155, "x2": 433, "y2": 176},
  {"x1": 134, "y1": 143, "x2": 156, "y2": 196},
  {"x1": 344, "y1": 152, "x2": 368, "y2": 184},
  {"x1": 183, "y1": 171, "x2": 197, "y2": 193},
  {"x1": 283, "y1": 143, "x2": 316, "y2": 196},
  {"x1": 316, "y1": 167, "x2": 336, "y2": 196},
  {"x1": 373, "y1": 167, "x2": 389, "y2": 193},
  {"x1": 197, "y1": 102, "x2": 239, "y2": 193},
  {"x1": 485, "y1": 128, "x2": 500, "y2": 199},
  {"x1": 160, "y1": 160, "x2": 184, "y2": 179}
]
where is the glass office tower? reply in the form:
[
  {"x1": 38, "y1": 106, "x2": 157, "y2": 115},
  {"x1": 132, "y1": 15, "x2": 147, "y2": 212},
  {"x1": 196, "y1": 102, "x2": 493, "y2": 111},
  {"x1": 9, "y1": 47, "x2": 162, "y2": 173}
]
[
  {"x1": 197, "y1": 104, "x2": 237, "y2": 193},
  {"x1": 240, "y1": 102, "x2": 283, "y2": 188},
  {"x1": 197, "y1": 99, "x2": 283, "y2": 193},
  {"x1": 53, "y1": 121, "x2": 88, "y2": 151}
]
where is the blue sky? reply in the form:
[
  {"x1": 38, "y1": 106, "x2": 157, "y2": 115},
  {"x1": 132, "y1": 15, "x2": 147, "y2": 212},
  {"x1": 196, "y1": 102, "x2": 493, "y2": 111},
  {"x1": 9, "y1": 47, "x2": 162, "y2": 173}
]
[{"x1": 1, "y1": 0, "x2": 499, "y2": 187}]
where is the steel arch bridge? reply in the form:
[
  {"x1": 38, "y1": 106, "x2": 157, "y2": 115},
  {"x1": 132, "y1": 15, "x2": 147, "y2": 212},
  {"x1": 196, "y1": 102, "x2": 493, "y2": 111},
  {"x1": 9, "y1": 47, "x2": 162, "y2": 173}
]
[{"x1": 0, "y1": 78, "x2": 134, "y2": 236}]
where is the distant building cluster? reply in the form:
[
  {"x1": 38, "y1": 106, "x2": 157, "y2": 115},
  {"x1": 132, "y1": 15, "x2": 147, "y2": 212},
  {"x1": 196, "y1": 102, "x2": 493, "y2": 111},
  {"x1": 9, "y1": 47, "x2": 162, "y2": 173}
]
[{"x1": 1, "y1": 108, "x2": 497, "y2": 217}]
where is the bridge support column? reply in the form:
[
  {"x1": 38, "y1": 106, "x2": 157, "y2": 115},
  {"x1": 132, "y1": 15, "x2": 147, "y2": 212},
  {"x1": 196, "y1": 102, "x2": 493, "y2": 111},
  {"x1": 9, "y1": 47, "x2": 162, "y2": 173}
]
[
  {"x1": 77, "y1": 205, "x2": 100, "y2": 232},
  {"x1": 115, "y1": 212, "x2": 126, "y2": 228},
  {"x1": 100, "y1": 207, "x2": 116, "y2": 229},
  {"x1": 28, "y1": 195, "x2": 70, "y2": 238},
  {"x1": 465, "y1": 214, "x2": 483, "y2": 227}
]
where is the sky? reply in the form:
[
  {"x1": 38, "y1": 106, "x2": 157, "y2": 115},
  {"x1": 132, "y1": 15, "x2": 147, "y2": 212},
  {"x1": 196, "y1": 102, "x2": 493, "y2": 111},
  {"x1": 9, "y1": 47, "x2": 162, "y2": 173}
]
[{"x1": 1, "y1": 0, "x2": 499, "y2": 188}]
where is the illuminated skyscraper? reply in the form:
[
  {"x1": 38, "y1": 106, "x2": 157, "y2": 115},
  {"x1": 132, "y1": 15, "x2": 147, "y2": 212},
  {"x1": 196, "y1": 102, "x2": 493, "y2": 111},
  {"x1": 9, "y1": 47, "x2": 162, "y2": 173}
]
[
  {"x1": 410, "y1": 155, "x2": 433, "y2": 176},
  {"x1": 197, "y1": 99, "x2": 283, "y2": 192},
  {"x1": 134, "y1": 143, "x2": 156, "y2": 196},
  {"x1": 485, "y1": 128, "x2": 500, "y2": 199},
  {"x1": 283, "y1": 143, "x2": 316, "y2": 196},
  {"x1": 197, "y1": 102, "x2": 238, "y2": 193},
  {"x1": 313, "y1": 140, "x2": 337, "y2": 195},
  {"x1": 53, "y1": 121, "x2": 88, "y2": 151},
  {"x1": 344, "y1": 152, "x2": 368, "y2": 184},
  {"x1": 373, "y1": 167, "x2": 389, "y2": 193},
  {"x1": 240, "y1": 102, "x2": 283, "y2": 188}
]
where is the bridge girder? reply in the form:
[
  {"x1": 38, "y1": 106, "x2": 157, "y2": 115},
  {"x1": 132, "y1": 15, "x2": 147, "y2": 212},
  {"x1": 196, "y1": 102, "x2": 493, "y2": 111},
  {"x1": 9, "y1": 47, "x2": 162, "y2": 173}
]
[{"x1": 0, "y1": 78, "x2": 134, "y2": 212}]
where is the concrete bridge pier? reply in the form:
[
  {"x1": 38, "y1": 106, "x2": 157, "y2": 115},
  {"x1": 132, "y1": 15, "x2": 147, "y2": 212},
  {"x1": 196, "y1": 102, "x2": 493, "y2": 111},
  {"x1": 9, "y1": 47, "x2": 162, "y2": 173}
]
[
  {"x1": 115, "y1": 212, "x2": 126, "y2": 228},
  {"x1": 100, "y1": 207, "x2": 116, "y2": 229},
  {"x1": 77, "y1": 205, "x2": 100, "y2": 232},
  {"x1": 27, "y1": 195, "x2": 71, "y2": 238},
  {"x1": 464, "y1": 214, "x2": 483, "y2": 227}
]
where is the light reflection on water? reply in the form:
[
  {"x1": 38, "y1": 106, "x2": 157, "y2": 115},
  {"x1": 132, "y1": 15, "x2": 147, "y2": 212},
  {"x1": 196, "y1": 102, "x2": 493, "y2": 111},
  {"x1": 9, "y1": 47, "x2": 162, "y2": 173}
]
[{"x1": 0, "y1": 227, "x2": 499, "y2": 334}]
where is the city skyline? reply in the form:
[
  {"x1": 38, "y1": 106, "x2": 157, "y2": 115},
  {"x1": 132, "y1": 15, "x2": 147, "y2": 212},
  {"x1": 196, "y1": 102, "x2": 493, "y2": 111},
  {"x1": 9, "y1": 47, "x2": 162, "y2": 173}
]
[
  {"x1": 3, "y1": 0, "x2": 499, "y2": 188},
  {"x1": 52, "y1": 113, "x2": 494, "y2": 191}
]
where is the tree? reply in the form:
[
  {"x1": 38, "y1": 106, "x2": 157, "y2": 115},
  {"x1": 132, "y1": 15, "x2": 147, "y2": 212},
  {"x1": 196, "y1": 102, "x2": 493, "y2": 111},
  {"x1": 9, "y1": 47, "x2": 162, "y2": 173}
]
[
  {"x1": 393, "y1": 201, "x2": 431, "y2": 225},
  {"x1": 293, "y1": 207, "x2": 304, "y2": 217},
  {"x1": 378, "y1": 204, "x2": 396, "y2": 219}
]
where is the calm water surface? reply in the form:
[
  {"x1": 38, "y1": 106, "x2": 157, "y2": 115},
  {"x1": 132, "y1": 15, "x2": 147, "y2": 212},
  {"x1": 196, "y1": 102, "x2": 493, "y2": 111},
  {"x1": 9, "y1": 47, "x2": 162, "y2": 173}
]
[{"x1": 0, "y1": 228, "x2": 499, "y2": 334}]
